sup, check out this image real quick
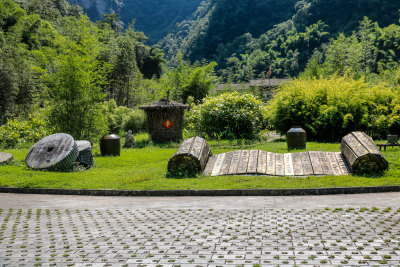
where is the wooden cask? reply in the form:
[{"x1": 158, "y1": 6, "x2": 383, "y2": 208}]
[
  {"x1": 168, "y1": 136, "x2": 211, "y2": 175},
  {"x1": 340, "y1": 132, "x2": 388, "y2": 173}
]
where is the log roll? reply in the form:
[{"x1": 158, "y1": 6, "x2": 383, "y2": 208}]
[
  {"x1": 340, "y1": 131, "x2": 388, "y2": 173},
  {"x1": 168, "y1": 136, "x2": 211, "y2": 175}
]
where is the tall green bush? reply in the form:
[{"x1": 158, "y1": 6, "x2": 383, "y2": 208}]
[
  {"x1": 187, "y1": 92, "x2": 264, "y2": 139},
  {"x1": 266, "y1": 76, "x2": 398, "y2": 141},
  {"x1": 0, "y1": 113, "x2": 52, "y2": 148}
]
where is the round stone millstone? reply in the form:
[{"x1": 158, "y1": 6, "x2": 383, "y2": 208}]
[
  {"x1": 0, "y1": 152, "x2": 14, "y2": 165},
  {"x1": 25, "y1": 133, "x2": 78, "y2": 171}
]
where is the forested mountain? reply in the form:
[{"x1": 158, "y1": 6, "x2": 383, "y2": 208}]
[
  {"x1": 66, "y1": 0, "x2": 203, "y2": 44},
  {"x1": 161, "y1": 0, "x2": 400, "y2": 79}
]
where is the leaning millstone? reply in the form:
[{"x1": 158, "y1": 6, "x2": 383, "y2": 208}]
[
  {"x1": 25, "y1": 133, "x2": 78, "y2": 171},
  {"x1": 76, "y1": 140, "x2": 94, "y2": 168},
  {"x1": 0, "y1": 152, "x2": 14, "y2": 165}
]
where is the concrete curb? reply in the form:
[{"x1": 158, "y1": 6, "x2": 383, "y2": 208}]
[{"x1": 0, "y1": 186, "x2": 400, "y2": 196}]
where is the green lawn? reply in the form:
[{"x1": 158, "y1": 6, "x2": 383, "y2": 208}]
[{"x1": 0, "y1": 134, "x2": 399, "y2": 190}]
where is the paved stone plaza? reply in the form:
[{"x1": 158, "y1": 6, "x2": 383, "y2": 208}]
[{"x1": 1, "y1": 193, "x2": 400, "y2": 266}]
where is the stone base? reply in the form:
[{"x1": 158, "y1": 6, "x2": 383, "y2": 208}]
[
  {"x1": 0, "y1": 152, "x2": 14, "y2": 165},
  {"x1": 76, "y1": 141, "x2": 94, "y2": 168}
]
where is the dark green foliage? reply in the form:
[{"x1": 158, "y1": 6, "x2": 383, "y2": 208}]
[{"x1": 187, "y1": 92, "x2": 264, "y2": 139}]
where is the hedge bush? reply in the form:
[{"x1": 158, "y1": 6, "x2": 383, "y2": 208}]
[
  {"x1": 0, "y1": 114, "x2": 52, "y2": 148},
  {"x1": 105, "y1": 100, "x2": 147, "y2": 134},
  {"x1": 266, "y1": 76, "x2": 399, "y2": 141},
  {"x1": 187, "y1": 92, "x2": 264, "y2": 139}
]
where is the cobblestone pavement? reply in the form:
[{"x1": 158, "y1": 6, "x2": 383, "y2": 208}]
[{"x1": 1, "y1": 194, "x2": 400, "y2": 266}]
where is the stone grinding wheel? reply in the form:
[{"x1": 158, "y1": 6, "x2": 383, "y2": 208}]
[{"x1": 25, "y1": 133, "x2": 79, "y2": 171}]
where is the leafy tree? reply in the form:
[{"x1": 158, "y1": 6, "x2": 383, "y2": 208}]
[{"x1": 46, "y1": 16, "x2": 109, "y2": 141}]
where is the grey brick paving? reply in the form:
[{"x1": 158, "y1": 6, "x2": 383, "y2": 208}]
[{"x1": 0, "y1": 204, "x2": 400, "y2": 266}]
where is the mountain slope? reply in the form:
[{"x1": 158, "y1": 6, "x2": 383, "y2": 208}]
[{"x1": 67, "y1": 0, "x2": 202, "y2": 44}]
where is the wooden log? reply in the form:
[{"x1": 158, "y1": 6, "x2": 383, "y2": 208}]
[
  {"x1": 237, "y1": 150, "x2": 250, "y2": 174},
  {"x1": 168, "y1": 136, "x2": 211, "y2": 175},
  {"x1": 203, "y1": 155, "x2": 217, "y2": 176},
  {"x1": 228, "y1": 150, "x2": 242, "y2": 175},
  {"x1": 309, "y1": 151, "x2": 323, "y2": 175},
  {"x1": 319, "y1": 151, "x2": 334, "y2": 175},
  {"x1": 266, "y1": 152, "x2": 276, "y2": 176},
  {"x1": 247, "y1": 150, "x2": 259, "y2": 174},
  {"x1": 341, "y1": 132, "x2": 388, "y2": 172},
  {"x1": 211, "y1": 153, "x2": 225, "y2": 176},
  {"x1": 219, "y1": 151, "x2": 233, "y2": 176},
  {"x1": 299, "y1": 152, "x2": 313, "y2": 176},
  {"x1": 291, "y1": 152, "x2": 304, "y2": 176},
  {"x1": 284, "y1": 153, "x2": 294, "y2": 176},
  {"x1": 257, "y1": 150, "x2": 267, "y2": 174},
  {"x1": 326, "y1": 152, "x2": 341, "y2": 176},
  {"x1": 335, "y1": 152, "x2": 351, "y2": 175},
  {"x1": 275, "y1": 153, "x2": 285, "y2": 176},
  {"x1": 25, "y1": 133, "x2": 78, "y2": 171}
]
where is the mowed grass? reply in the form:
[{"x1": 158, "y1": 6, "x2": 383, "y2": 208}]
[{"x1": 0, "y1": 134, "x2": 399, "y2": 190}]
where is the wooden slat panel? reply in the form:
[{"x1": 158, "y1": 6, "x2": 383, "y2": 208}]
[
  {"x1": 257, "y1": 150, "x2": 267, "y2": 174},
  {"x1": 228, "y1": 150, "x2": 242, "y2": 175},
  {"x1": 284, "y1": 153, "x2": 294, "y2": 176},
  {"x1": 343, "y1": 133, "x2": 369, "y2": 157},
  {"x1": 189, "y1": 136, "x2": 204, "y2": 159},
  {"x1": 319, "y1": 152, "x2": 334, "y2": 175},
  {"x1": 219, "y1": 151, "x2": 233, "y2": 176},
  {"x1": 203, "y1": 155, "x2": 217, "y2": 175},
  {"x1": 353, "y1": 131, "x2": 381, "y2": 155},
  {"x1": 275, "y1": 153, "x2": 285, "y2": 176},
  {"x1": 309, "y1": 151, "x2": 323, "y2": 175},
  {"x1": 247, "y1": 150, "x2": 259, "y2": 174},
  {"x1": 211, "y1": 153, "x2": 226, "y2": 176},
  {"x1": 177, "y1": 137, "x2": 195, "y2": 155},
  {"x1": 266, "y1": 152, "x2": 276, "y2": 176},
  {"x1": 300, "y1": 152, "x2": 313, "y2": 176},
  {"x1": 292, "y1": 152, "x2": 304, "y2": 176},
  {"x1": 335, "y1": 152, "x2": 351, "y2": 175},
  {"x1": 340, "y1": 142, "x2": 358, "y2": 170},
  {"x1": 237, "y1": 150, "x2": 250, "y2": 174},
  {"x1": 326, "y1": 152, "x2": 342, "y2": 175}
]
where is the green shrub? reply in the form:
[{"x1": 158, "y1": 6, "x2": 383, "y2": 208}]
[
  {"x1": 105, "y1": 100, "x2": 146, "y2": 134},
  {"x1": 187, "y1": 92, "x2": 264, "y2": 139},
  {"x1": 122, "y1": 109, "x2": 147, "y2": 134},
  {"x1": 0, "y1": 114, "x2": 52, "y2": 148},
  {"x1": 266, "y1": 76, "x2": 398, "y2": 141}
]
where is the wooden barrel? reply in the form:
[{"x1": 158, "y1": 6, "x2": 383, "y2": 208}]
[
  {"x1": 340, "y1": 131, "x2": 388, "y2": 173},
  {"x1": 25, "y1": 133, "x2": 78, "y2": 171},
  {"x1": 168, "y1": 136, "x2": 211, "y2": 175}
]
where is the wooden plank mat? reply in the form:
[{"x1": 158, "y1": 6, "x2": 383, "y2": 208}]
[
  {"x1": 257, "y1": 150, "x2": 267, "y2": 174},
  {"x1": 204, "y1": 150, "x2": 352, "y2": 177},
  {"x1": 247, "y1": 150, "x2": 259, "y2": 174}
]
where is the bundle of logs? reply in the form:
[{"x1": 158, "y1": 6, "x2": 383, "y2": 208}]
[{"x1": 168, "y1": 132, "x2": 389, "y2": 177}]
